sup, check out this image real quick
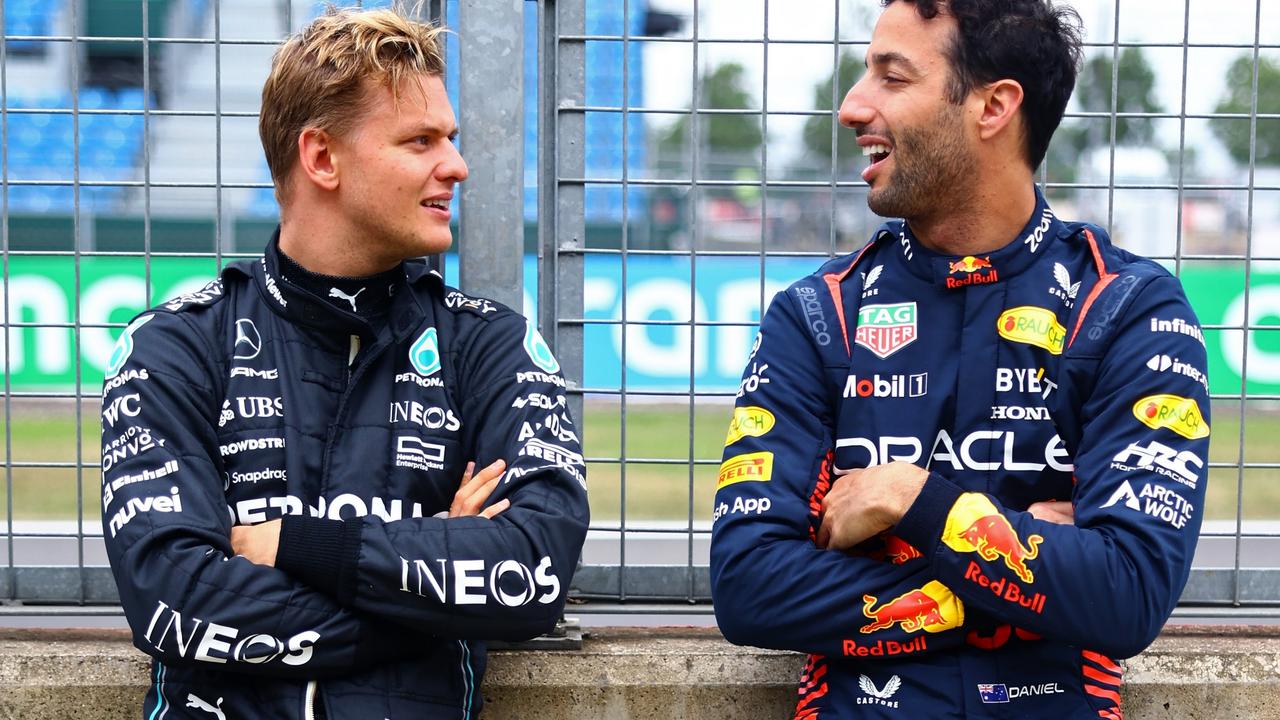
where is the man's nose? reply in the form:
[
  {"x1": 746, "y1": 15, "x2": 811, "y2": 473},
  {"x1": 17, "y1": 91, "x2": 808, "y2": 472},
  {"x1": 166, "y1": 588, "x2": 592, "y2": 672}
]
[
  {"x1": 838, "y1": 77, "x2": 873, "y2": 129},
  {"x1": 441, "y1": 142, "x2": 469, "y2": 183}
]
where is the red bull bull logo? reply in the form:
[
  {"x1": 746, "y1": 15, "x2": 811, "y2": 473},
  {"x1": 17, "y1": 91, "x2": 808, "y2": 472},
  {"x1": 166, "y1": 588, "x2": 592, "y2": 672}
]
[
  {"x1": 881, "y1": 535, "x2": 923, "y2": 565},
  {"x1": 948, "y1": 256, "x2": 993, "y2": 274},
  {"x1": 942, "y1": 494, "x2": 1043, "y2": 584},
  {"x1": 946, "y1": 256, "x2": 998, "y2": 289},
  {"x1": 860, "y1": 580, "x2": 963, "y2": 634}
]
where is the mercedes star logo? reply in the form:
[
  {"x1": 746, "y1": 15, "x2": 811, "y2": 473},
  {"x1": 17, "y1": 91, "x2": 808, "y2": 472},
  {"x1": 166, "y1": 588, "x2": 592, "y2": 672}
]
[{"x1": 233, "y1": 318, "x2": 262, "y2": 360}]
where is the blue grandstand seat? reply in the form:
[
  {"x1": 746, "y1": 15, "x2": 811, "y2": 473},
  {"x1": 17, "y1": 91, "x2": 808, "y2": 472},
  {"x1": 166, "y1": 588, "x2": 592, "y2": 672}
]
[
  {"x1": 115, "y1": 88, "x2": 147, "y2": 110},
  {"x1": 2, "y1": 86, "x2": 149, "y2": 212},
  {"x1": 79, "y1": 87, "x2": 111, "y2": 110},
  {"x1": 5, "y1": 0, "x2": 59, "y2": 51}
]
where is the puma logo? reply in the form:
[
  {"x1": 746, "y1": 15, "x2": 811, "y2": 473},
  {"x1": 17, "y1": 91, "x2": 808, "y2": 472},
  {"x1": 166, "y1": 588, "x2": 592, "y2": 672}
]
[
  {"x1": 328, "y1": 287, "x2": 366, "y2": 312},
  {"x1": 186, "y1": 693, "x2": 226, "y2": 720}
]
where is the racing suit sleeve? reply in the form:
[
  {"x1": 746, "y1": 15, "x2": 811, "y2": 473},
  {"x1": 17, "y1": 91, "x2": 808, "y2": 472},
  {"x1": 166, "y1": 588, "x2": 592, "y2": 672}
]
[
  {"x1": 274, "y1": 312, "x2": 589, "y2": 641},
  {"x1": 894, "y1": 274, "x2": 1209, "y2": 658},
  {"x1": 711, "y1": 289, "x2": 969, "y2": 659},
  {"x1": 102, "y1": 312, "x2": 426, "y2": 678}
]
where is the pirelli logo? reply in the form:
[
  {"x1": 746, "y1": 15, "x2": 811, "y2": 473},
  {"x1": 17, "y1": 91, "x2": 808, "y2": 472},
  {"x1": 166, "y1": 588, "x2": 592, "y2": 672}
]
[{"x1": 717, "y1": 451, "x2": 774, "y2": 490}]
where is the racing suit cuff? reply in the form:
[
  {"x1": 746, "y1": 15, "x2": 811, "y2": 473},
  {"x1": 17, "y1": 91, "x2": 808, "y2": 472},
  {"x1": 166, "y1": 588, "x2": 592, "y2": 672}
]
[
  {"x1": 276, "y1": 515, "x2": 363, "y2": 607},
  {"x1": 893, "y1": 472, "x2": 964, "y2": 560}
]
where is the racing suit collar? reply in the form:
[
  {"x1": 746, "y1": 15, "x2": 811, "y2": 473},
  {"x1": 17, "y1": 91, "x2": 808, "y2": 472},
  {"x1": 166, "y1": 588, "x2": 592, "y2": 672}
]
[
  {"x1": 256, "y1": 227, "x2": 439, "y2": 339},
  {"x1": 889, "y1": 187, "x2": 1070, "y2": 290}
]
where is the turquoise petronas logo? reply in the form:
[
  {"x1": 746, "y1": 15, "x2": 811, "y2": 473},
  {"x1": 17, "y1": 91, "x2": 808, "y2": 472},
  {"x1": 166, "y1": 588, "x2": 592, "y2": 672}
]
[
  {"x1": 105, "y1": 314, "x2": 155, "y2": 379},
  {"x1": 523, "y1": 319, "x2": 560, "y2": 374},
  {"x1": 410, "y1": 327, "x2": 441, "y2": 376}
]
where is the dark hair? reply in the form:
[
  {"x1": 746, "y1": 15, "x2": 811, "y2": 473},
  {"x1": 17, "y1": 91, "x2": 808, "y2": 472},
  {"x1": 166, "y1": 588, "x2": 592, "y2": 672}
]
[{"x1": 882, "y1": 0, "x2": 1083, "y2": 170}]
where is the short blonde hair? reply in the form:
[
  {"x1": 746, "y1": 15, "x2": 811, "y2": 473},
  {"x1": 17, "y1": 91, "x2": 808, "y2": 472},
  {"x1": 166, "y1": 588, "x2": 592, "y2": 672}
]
[{"x1": 259, "y1": 5, "x2": 447, "y2": 204}]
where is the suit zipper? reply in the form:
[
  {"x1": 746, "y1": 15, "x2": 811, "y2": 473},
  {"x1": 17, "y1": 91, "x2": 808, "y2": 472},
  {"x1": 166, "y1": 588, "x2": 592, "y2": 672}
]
[
  {"x1": 304, "y1": 680, "x2": 317, "y2": 720},
  {"x1": 318, "y1": 333, "x2": 376, "y2": 498},
  {"x1": 347, "y1": 334, "x2": 361, "y2": 373}
]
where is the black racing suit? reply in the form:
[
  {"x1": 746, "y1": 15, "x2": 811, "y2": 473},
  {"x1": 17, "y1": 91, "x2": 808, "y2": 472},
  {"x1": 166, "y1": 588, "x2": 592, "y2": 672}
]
[{"x1": 101, "y1": 235, "x2": 589, "y2": 719}]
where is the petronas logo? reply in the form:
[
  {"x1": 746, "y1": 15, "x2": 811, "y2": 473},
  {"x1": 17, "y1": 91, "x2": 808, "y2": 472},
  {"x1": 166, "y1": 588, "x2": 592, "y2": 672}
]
[
  {"x1": 409, "y1": 328, "x2": 441, "y2": 376},
  {"x1": 523, "y1": 319, "x2": 560, "y2": 374}
]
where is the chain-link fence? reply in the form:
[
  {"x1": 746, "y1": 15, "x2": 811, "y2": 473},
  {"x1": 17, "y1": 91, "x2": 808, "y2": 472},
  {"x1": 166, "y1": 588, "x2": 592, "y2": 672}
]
[{"x1": 2, "y1": 0, "x2": 1278, "y2": 620}]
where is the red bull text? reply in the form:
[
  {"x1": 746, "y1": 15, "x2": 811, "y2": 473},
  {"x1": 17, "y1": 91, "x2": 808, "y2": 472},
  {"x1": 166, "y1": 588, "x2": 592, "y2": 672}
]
[
  {"x1": 946, "y1": 256, "x2": 998, "y2": 289},
  {"x1": 964, "y1": 561, "x2": 1047, "y2": 614},
  {"x1": 843, "y1": 637, "x2": 928, "y2": 657}
]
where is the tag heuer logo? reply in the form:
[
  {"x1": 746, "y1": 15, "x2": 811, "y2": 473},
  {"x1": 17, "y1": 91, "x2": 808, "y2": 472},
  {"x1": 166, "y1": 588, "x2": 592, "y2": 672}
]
[{"x1": 855, "y1": 302, "x2": 917, "y2": 359}]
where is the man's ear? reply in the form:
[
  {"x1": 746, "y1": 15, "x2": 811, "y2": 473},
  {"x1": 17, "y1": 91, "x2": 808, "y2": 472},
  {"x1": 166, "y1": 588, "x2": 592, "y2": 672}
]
[
  {"x1": 975, "y1": 78, "x2": 1025, "y2": 142},
  {"x1": 296, "y1": 127, "x2": 340, "y2": 192}
]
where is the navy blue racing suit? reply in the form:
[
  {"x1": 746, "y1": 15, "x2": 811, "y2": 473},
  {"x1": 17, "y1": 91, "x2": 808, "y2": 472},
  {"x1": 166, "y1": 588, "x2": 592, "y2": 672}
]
[
  {"x1": 711, "y1": 189, "x2": 1209, "y2": 719},
  {"x1": 101, "y1": 235, "x2": 589, "y2": 719}
]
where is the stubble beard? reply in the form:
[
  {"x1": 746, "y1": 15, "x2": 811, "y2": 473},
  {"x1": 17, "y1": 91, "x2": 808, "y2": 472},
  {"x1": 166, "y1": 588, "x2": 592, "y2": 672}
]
[{"x1": 866, "y1": 104, "x2": 975, "y2": 222}]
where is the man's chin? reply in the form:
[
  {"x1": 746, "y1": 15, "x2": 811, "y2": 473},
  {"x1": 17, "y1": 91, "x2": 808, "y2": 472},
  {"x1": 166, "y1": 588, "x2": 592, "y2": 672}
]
[
  {"x1": 414, "y1": 234, "x2": 454, "y2": 258},
  {"x1": 866, "y1": 190, "x2": 903, "y2": 220}
]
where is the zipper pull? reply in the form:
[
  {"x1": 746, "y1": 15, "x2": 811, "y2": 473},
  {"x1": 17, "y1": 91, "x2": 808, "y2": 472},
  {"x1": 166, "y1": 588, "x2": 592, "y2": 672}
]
[{"x1": 348, "y1": 334, "x2": 361, "y2": 367}]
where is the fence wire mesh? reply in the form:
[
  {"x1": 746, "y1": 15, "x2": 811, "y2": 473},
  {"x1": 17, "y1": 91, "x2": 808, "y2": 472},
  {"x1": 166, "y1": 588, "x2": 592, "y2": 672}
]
[{"x1": 1, "y1": 0, "x2": 1278, "y2": 619}]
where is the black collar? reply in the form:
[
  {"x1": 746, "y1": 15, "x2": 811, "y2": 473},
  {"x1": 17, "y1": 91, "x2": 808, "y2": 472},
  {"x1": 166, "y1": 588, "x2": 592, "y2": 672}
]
[{"x1": 254, "y1": 227, "x2": 440, "y2": 340}]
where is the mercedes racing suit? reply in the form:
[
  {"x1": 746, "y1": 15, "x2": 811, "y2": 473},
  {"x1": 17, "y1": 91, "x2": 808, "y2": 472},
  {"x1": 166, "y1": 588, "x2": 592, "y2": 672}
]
[
  {"x1": 711, "y1": 189, "x2": 1209, "y2": 719},
  {"x1": 101, "y1": 235, "x2": 589, "y2": 719}
]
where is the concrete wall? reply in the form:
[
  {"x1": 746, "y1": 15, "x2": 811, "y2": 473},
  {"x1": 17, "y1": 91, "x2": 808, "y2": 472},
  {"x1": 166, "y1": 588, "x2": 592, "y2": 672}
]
[{"x1": 2, "y1": 625, "x2": 1278, "y2": 719}]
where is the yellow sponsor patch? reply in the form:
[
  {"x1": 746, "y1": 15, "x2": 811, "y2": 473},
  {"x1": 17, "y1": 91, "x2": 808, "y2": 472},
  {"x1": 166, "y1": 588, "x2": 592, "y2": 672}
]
[
  {"x1": 996, "y1": 306, "x2": 1065, "y2": 355},
  {"x1": 1133, "y1": 394, "x2": 1209, "y2": 439},
  {"x1": 717, "y1": 451, "x2": 774, "y2": 490},
  {"x1": 724, "y1": 406, "x2": 776, "y2": 446}
]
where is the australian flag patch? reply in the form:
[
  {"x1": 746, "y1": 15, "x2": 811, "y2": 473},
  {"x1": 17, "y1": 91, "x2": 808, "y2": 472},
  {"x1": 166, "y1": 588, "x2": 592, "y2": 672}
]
[{"x1": 978, "y1": 684, "x2": 1010, "y2": 703}]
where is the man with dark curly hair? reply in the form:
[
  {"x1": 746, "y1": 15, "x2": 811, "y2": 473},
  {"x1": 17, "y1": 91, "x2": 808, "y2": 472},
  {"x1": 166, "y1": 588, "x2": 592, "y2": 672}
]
[{"x1": 711, "y1": 2, "x2": 1209, "y2": 717}]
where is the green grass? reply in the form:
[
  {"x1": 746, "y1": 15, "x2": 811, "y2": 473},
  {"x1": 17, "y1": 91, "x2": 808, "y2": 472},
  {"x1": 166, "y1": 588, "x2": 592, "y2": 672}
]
[
  {"x1": 1202, "y1": 402, "x2": 1280, "y2": 521},
  {"x1": 0, "y1": 399, "x2": 1276, "y2": 523},
  {"x1": 582, "y1": 400, "x2": 732, "y2": 524},
  {"x1": 0, "y1": 401, "x2": 100, "y2": 522}
]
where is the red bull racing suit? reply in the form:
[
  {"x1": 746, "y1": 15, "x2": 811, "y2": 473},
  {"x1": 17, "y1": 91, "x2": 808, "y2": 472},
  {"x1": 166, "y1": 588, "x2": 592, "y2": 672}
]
[{"x1": 711, "y1": 189, "x2": 1209, "y2": 719}]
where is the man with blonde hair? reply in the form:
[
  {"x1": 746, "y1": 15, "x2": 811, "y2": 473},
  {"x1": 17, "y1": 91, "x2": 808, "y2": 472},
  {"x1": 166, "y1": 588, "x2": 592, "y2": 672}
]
[{"x1": 101, "y1": 7, "x2": 589, "y2": 718}]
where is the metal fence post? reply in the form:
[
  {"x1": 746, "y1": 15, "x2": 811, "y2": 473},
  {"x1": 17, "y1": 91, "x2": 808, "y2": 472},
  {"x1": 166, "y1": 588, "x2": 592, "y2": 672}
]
[
  {"x1": 539, "y1": 0, "x2": 586, "y2": 601},
  {"x1": 457, "y1": 0, "x2": 525, "y2": 311},
  {"x1": 540, "y1": 0, "x2": 584, "y2": 432}
]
